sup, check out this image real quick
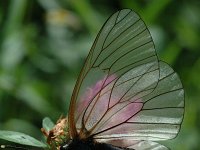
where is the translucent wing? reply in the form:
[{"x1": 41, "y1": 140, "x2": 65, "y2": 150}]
[
  {"x1": 128, "y1": 141, "x2": 169, "y2": 150},
  {"x1": 94, "y1": 61, "x2": 184, "y2": 142},
  {"x1": 68, "y1": 9, "x2": 160, "y2": 137}
]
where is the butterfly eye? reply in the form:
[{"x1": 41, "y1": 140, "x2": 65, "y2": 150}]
[{"x1": 60, "y1": 143, "x2": 68, "y2": 150}]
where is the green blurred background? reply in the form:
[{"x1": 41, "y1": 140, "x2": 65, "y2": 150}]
[{"x1": 0, "y1": 0, "x2": 199, "y2": 149}]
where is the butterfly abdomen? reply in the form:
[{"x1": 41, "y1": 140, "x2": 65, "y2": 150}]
[{"x1": 60, "y1": 138, "x2": 128, "y2": 150}]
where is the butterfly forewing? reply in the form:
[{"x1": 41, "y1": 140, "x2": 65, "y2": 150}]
[{"x1": 69, "y1": 9, "x2": 159, "y2": 137}]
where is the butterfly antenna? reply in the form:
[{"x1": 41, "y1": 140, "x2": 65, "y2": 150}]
[{"x1": 1, "y1": 145, "x2": 29, "y2": 150}]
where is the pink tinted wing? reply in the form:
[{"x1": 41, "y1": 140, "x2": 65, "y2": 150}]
[
  {"x1": 93, "y1": 61, "x2": 184, "y2": 144},
  {"x1": 68, "y1": 9, "x2": 160, "y2": 137}
]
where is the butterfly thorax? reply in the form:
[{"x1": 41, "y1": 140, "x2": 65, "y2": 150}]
[
  {"x1": 60, "y1": 137, "x2": 128, "y2": 150},
  {"x1": 60, "y1": 137, "x2": 95, "y2": 150}
]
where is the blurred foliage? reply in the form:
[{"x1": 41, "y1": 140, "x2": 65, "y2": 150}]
[{"x1": 0, "y1": 0, "x2": 200, "y2": 149}]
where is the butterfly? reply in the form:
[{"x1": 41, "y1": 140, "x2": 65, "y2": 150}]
[{"x1": 0, "y1": 9, "x2": 184, "y2": 150}]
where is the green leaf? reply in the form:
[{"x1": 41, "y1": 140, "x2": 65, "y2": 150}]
[
  {"x1": 42, "y1": 117, "x2": 55, "y2": 132},
  {"x1": 0, "y1": 130, "x2": 47, "y2": 148}
]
